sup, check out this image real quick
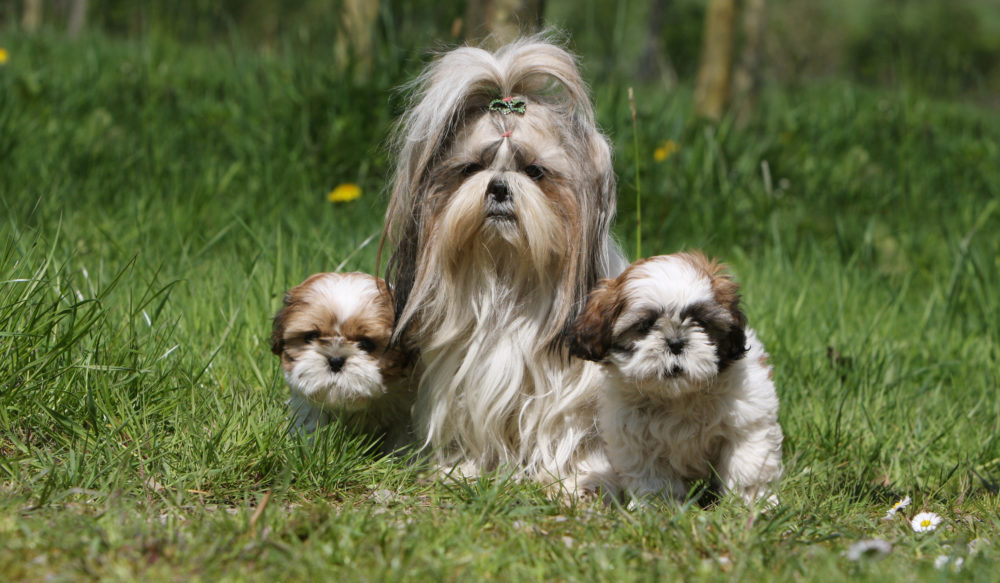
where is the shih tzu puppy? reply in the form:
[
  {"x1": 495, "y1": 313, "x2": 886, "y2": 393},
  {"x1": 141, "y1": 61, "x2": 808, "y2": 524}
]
[
  {"x1": 569, "y1": 252, "x2": 783, "y2": 504},
  {"x1": 270, "y1": 272, "x2": 413, "y2": 450},
  {"x1": 379, "y1": 36, "x2": 627, "y2": 493}
]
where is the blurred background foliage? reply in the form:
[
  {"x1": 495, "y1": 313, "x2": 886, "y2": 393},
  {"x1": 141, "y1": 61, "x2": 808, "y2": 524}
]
[
  {"x1": 2, "y1": 0, "x2": 999, "y2": 102},
  {"x1": 2, "y1": 0, "x2": 997, "y2": 267}
]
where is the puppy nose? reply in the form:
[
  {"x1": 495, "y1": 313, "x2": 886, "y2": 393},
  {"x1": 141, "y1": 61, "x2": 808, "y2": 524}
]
[
  {"x1": 487, "y1": 179, "x2": 510, "y2": 203},
  {"x1": 667, "y1": 338, "x2": 686, "y2": 355},
  {"x1": 327, "y1": 355, "x2": 347, "y2": 372}
]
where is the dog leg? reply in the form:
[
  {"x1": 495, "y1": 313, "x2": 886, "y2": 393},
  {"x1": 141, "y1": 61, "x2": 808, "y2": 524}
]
[{"x1": 715, "y1": 425, "x2": 783, "y2": 504}]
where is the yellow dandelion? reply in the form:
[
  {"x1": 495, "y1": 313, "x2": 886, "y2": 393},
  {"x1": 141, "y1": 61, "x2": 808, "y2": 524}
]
[
  {"x1": 328, "y1": 183, "x2": 361, "y2": 203},
  {"x1": 0, "y1": 48, "x2": 9, "y2": 66},
  {"x1": 654, "y1": 140, "x2": 679, "y2": 162}
]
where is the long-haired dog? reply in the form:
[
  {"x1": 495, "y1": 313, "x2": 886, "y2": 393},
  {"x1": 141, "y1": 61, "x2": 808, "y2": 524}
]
[
  {"x1": 379, "y1": 36, "x2": 626, "y2": 493},
  {"x1": 569, "y1": 253, "x2": 783, "y2": 504},
  {"x1": 270, "y1": 272, "x2": 413, "y2": 451}
]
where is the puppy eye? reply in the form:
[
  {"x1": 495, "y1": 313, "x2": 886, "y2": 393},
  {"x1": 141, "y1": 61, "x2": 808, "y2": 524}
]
[
  {"x1": 356, "y1": 337, "x2": 377, "y2": 353},
  {"x1": 633, "y1": 317, "x2": 656, "y2": 336},
  {"x1": 524, "y1": 164, "x2": 545, "y2": 181},
  {"x1": 303, "y1": 331, "x2": 320, "y2": 343},
  {"x1": 461, "y1": 163, "x2": 484, "y2": 177}
]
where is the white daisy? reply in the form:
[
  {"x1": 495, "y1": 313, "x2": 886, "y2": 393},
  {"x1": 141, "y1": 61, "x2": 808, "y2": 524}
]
[
  {"x1": 968, "y1": 538, "x2": 990, "y2": 554},
  {"x1": 934, "y1": 555, "x2": 963, "y2": 571},
  {"x1": 882, "y1": 496, "x2": 911, "y2": 519},
  {"x1": 910, "y1": 511, "x2": 943, "y2": 533},
  {"x1": 845, "y1": 539, "x2": 893, "y2": 561}
]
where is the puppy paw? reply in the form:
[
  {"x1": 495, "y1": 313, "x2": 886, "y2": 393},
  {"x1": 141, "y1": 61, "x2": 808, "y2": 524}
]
[{"x1": 287, "y1": 394, "x2": 332, "y2": 435}]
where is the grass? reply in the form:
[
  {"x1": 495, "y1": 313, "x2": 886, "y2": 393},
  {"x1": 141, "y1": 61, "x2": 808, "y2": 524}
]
[{"x1": 1, "y1": 28, "x2": 999, "y2": 581}]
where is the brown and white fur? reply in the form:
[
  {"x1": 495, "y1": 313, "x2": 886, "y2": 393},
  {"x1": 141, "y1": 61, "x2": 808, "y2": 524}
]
[
  {"x1": 569, "y1": 253, "x2": 783, "y2": 504},
  {"x1": 270, "y1": 272, "x2": 413, "y2": 450},
  {"x1": 379, "y1": 36, "x2": 627, "y2": 493}
]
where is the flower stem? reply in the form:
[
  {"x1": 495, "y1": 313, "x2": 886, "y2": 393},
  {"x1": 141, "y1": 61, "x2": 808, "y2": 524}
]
[{"x1": 628, "y1": 87, "x2": 641, "y2": 260}]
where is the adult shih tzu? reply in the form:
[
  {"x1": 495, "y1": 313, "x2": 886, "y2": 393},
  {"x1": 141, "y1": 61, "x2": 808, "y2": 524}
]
[
  {"x1": 569, "y1": 252, "x2": 783, "y2": 504},
  {"x1": 270, "y1": 272, "x2": 413, "y2": 450},
  {"x1": 379, "y1": 36, "x2": 627, "y2": 492}
]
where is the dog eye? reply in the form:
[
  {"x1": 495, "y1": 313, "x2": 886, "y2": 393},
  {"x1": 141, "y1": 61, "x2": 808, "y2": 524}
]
[
  {"x1": 680, "y1": 303, "x2": 713, "y2": 328},
  {"x1": 461, "y1": 163, "x2": 484, "y2": 177},
  {"x1": 524, "y1": 164, "x2": 545, "y2": 181},
  {"x1": 356, "y1": 337, "x2": 377, "y2": 353},
  {"x1": 633, "y1": 316, "x2": 656, "y2": 336},
  {"x1": 303, "y1": 331, "x2": 320, "y2": 343}
]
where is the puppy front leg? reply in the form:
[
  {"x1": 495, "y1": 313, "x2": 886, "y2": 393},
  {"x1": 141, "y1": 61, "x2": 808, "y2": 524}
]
[
  {"x1": 287, "y1": 392, "x2": 332, "y2": 434},
  {"x1": 543, "y1": 446, "x2": 621, "y2": 502},
  {"x1": 620, "y1": 465, "x2": 688, "y2": 506},
  {"x1": 715, "y1": 425, "x2": 783, "y2": 504}
]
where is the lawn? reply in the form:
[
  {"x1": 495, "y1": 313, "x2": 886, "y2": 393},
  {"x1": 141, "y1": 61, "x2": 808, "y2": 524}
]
[{"x1": 1, "y1": 28, "x2": 999, "y2": 581}]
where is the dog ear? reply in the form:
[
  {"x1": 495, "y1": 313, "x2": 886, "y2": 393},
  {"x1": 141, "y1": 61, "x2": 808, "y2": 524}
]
[
  {"x1": 704, "y1": 259, "x2": 749, "y2": 365},
  {"x1": 718, "y1": 319, "x2": 748, "y2": 365},
  {"x1": 270, "y1": 276, "x2": 322, "y2": 356},
  {"x1": 380, "y1": 184, "x2": 425, "y2": 346},
  {"x1": 568, "y1": 278, "x2": 623, "y2": 361},
  {"x1": 270, "y1": 300, "x2": 291, "y2": 355}
]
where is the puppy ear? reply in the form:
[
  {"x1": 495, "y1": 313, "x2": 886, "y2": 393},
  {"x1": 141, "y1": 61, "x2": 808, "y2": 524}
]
[
  {"x1": 703, "y1": 257, "x2": 749, "y2": 365},
  {"x1": 568, "y1": 278, "x2": 623, "y2": 361},
  {"x1": 717, "y1": 319, "x2": 748, "y2": 365},
  {"x1": 270, "y1": 294, "x2": 292, "y2": 356},
  {"x1": 270, "y1": 276, "x2": 322, "y2": 356}
]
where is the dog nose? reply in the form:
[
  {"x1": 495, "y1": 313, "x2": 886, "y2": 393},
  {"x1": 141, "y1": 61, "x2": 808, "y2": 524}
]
[
  {"x1": 487, "y1": 179, "x2": 510, "y2": 203},
  {"x1": 667, "y1": 338, "x2": 686, "y2": 355},
  {"x1": 327, "y1": 355, "x2": 347, "y2": 372}
]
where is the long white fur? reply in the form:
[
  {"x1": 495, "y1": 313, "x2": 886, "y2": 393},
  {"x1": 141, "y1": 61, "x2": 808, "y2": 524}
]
[{"x1": 381, "y1": 36, "x2": 626, "y2": 493}]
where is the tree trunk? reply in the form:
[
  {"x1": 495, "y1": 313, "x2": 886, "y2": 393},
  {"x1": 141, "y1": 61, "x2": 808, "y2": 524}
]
[
  {"x1": 732, "y1": 0, "x2": 767, "y2": 125},
  {"x1": 466, "y1": 0, "x2": 545, "y2": 46},
  {"x1": 336, "y1": 0, "x2": 380, "y2": 78},
  {"x1": 67, "y1": 0, "x2": 87, "y2": 38},
  {"x1": 22, "y1": 0, "x2": 43, "y2": 32},
  {"x1": 637, "y1": 0, "x2": 674, "y2": 84},
  {"x1": 694, "y1": 0, "x2": 736, "y2": 121}
]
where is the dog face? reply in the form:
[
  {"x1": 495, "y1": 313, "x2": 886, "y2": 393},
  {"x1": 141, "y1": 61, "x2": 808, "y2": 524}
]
[
  {"x1": 270, "y1": 272, "x2": 408, "y2": 411},
  {"x1": 425, "y1": 107, "x2": 579, "y2": 264},
  {"x1": 380, "y1": 38, "x2": 620, "y2": 350},
  {"x1": 570, "y1": 253, "x2": 748, "y2": 397}
]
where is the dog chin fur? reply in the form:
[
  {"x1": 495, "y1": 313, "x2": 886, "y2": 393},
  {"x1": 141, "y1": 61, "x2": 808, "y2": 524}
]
[
  {"x1": 270, "y1": 272, "x2": 414, "y2": 452},
  {"x1": 380, "y1": 36, "x2": 627, "y2": 494},
  {"x1": 570, "y1": 253, "x2": 783, "y2": 504}
]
